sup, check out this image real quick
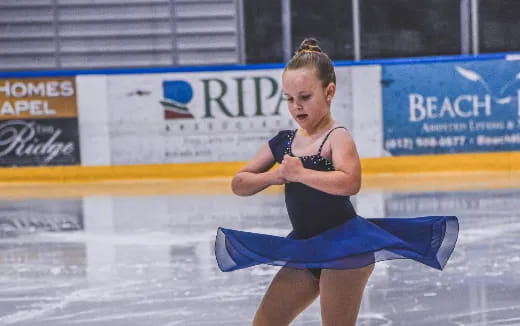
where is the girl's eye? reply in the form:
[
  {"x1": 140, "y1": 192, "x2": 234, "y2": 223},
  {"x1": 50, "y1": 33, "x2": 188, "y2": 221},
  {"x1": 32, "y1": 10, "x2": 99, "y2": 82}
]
[
  {"x1": 301, "y1": 95, "x2": 310, "y2": 101},
  {"x1": 286, "y1": 97, "x2": 294, "y2": 103}
]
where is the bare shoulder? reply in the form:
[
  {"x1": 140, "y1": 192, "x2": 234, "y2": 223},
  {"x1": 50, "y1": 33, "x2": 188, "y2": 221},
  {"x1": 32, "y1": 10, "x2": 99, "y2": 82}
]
[
  {"x1": 326, "y1": 127, "x2": 361, "y2": 192},
  {"x1": 328, "y1": 127, "x2": 357, "y2": 150},
  {"x1": 328, "y1": 127, "x2": 360, "y2": 170}
]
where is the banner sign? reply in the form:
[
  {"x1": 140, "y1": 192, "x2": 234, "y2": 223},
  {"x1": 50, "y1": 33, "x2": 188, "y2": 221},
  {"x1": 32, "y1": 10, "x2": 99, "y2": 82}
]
[
  {"x1": 383, "y1": 59, "x2": 520, "y2": 155},
  {"x1": 0, "y1": 78, "x2": 81, "y2": 166},
  {"x1": 106, "y1": 68, "x2": 352, "y2": 164}
]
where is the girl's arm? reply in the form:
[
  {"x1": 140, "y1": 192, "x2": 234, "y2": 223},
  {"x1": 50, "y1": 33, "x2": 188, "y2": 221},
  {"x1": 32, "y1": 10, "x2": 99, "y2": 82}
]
[
  {"x1": 279, "y1": 129, "x2": 361, "y2": 196},
  {"x1": 231, "y1": 144, "x2": 286, "y2": 196}
]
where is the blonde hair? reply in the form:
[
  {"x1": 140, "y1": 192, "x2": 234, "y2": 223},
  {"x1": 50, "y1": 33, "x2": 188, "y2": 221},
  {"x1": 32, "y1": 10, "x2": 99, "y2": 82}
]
[{"x1": 285, "y1": 38, "x2": 336, "y2": 87}]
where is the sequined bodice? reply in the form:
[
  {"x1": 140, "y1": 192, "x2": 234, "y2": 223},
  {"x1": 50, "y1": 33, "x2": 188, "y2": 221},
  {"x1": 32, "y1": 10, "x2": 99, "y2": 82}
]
[
  {"x1": 284, "y1": 130, "x2": 335, "y2": 172},
  {"x1": 268, "y1": 128, "x2": 357, "y2": 239}
]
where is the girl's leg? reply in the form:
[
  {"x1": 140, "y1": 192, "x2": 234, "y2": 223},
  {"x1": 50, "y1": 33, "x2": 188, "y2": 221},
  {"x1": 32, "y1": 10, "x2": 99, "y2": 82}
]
[
  {"x1": 319, "y1": 264, "x2": 374, "y2": 326},
  {"x1": 253, "y1": 267, "x2": 320, "y2": 326}
]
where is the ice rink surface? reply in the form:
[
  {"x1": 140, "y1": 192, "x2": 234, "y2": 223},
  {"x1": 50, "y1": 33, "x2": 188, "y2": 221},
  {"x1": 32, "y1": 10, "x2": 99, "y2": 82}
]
[{"x1": 0, "y1": 174, "x2": 519, "y2": 326}]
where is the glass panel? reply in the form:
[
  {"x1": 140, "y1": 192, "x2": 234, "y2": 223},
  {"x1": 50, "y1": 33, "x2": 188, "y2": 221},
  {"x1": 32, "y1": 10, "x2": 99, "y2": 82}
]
[
  {"x1": 243, "y1": 0, "x2": 283, "y2": 64},
  {"x1": 291, "y1": 0, "x2": 353, "y2": 60},
  {"x1": 479, "y1": 0, "x2": 520, "y2": 53},
  {"x1": 360, "y1": 0, "x2": 461, "y2": 59}
]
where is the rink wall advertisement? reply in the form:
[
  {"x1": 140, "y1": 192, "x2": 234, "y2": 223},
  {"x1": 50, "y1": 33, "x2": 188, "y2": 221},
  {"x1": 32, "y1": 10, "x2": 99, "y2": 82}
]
[
  {"x1": 383, "y1": 59, "x2": 520, "y2": 156},
  {"x1": 104, "y1": 67, "x2": 353, "y2": 164},
  {"x1": 0, "y1": 77, "x2": 81, "y2": 167}
]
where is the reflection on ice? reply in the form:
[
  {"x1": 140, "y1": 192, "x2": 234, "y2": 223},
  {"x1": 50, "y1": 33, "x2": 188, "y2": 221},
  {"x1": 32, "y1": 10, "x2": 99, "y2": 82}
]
[
  {"x1": 0, "y1": 185, "x2": 519, "y2": 325},
  {"x1": 0, "y1": 199, "x2": 82, "y2": 236}
]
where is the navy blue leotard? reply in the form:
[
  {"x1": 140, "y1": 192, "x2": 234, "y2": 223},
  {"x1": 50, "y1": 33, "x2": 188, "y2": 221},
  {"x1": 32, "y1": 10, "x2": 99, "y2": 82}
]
[
  {"x1": 269, "y1": 127, "x2": 357, "y2": 240},
  {"x1": 269, "y1": 127, "x2": 355, "y2": 279}
]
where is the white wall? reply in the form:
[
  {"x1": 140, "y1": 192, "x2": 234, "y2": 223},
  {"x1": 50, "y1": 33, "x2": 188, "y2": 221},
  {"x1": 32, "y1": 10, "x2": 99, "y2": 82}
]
[
  {"x1": 77, "y1": 75, "x2": 111, "y2": 166},
  {"x1": 350, "y1": 65, "x2": 385, "y2": 158}
]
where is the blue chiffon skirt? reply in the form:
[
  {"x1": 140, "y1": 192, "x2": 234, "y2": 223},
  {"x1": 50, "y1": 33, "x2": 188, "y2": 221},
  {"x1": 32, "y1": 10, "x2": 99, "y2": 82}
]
[{"x1": 215, "y1": 215, "x2": 458, "y2": 272}]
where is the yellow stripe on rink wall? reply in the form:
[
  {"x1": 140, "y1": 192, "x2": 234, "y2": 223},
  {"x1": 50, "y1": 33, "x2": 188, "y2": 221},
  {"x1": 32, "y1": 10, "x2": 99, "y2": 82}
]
[
  {"x1": 1, "y1": 151, "x2": 520, "y2": 183},
  {"x1": 0, "y1": 162, "x2": 245, "y2": 183},
  {"x1": 361, "y1": 151, "x2": 520, "y2": 174}
]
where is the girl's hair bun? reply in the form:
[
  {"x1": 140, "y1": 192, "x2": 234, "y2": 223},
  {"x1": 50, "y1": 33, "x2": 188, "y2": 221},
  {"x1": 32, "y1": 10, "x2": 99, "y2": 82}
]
[
  {"x1": 296, "y1": 38, "x2": 322, "y2": 55},
  {"x1": 286, "y1": 37, "x2": 335, "y2": 86}
]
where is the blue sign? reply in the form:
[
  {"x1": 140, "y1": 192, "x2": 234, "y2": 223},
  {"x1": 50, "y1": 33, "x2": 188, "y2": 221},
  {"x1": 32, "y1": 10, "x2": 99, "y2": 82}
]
[{"x1": 382, "y1": 59, "x2": 520, "y2": 155}]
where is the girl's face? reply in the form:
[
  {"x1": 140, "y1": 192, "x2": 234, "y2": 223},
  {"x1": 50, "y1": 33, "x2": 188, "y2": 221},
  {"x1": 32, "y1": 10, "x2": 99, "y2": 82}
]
[{"x1": 282, "y1": 67, "x2": 334, "y2": 130}]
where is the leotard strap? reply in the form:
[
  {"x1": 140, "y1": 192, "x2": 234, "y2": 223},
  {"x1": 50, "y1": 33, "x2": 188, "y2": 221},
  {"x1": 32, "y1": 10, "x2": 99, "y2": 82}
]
[{"x1": 317, "y1": 126, "x2": 346, "y2": 156}]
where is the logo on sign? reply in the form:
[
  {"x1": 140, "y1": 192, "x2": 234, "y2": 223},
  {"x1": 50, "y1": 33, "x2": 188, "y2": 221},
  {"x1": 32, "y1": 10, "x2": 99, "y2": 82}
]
[
  {"x1": 455, "y1": 66, "x2": 520, "y2": 105},
  {"x1": 160, "y1": 80, "x2": 194, "y2": 119},
  {"x1": 0, "y1": 120, "x2": 75, "y2": 164}
]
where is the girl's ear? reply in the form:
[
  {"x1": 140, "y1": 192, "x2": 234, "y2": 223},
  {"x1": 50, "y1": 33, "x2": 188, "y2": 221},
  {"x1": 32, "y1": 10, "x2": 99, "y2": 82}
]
[{"x1": 326, "y1": 83, "x2": 336, "y2": 101}]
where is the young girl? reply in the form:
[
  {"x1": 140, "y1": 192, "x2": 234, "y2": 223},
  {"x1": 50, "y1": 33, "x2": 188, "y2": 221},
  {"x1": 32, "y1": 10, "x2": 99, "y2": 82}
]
[{"x1": 215, "y1": 38, "x2": 458, "y2": 326}]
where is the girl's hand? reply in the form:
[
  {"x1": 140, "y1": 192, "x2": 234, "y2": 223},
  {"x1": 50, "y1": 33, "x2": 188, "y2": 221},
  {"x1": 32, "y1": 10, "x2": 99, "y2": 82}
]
[{"x1": 279, "y1": 154, "x2": 304, "y2": 182}]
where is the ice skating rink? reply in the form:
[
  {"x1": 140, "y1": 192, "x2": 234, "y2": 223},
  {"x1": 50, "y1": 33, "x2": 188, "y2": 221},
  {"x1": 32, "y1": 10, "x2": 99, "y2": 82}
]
[{"x1": 1, "y1": 172, "x2": 520, "y2": 326}]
